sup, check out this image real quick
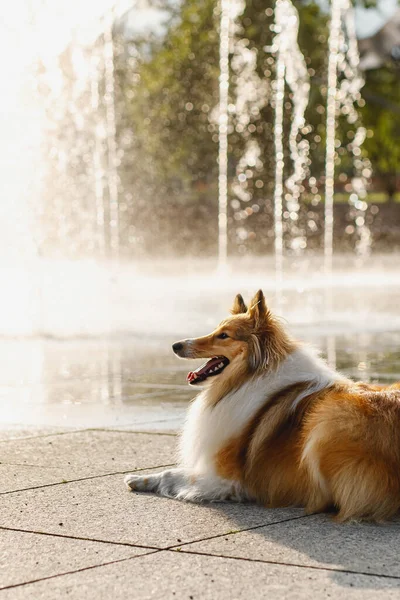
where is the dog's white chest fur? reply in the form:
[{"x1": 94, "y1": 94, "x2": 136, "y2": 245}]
[
  {"x1": 179, "y1": 346, "x2": 341, "y2": 474},
  {"x1": 179, "y1": 377, "x2": 271, "y2": 473}
]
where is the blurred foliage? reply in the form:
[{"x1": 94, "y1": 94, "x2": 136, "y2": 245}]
[
  {"x1": 115, "y1": 0, "x2": 220, "y2": 255},
  {"x1": 229, "y1": 0, "x2": 330, "y2": 252},
  {"x1": 361, "y1": 67, "x2": 400, "y2": 202},
  {"x1": 114, "y1": 0, "x2": 400, "y2": 256}
]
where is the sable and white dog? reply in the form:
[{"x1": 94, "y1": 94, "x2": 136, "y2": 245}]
[{"x1": 125, "y1": 290, "x2": 400, "y2": 521}]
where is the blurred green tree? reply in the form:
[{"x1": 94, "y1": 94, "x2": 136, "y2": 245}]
[
  {"x1": 115, "y1": 0, "x2": 220, "y2": 256},
  {"x1": 361, "y1": 65, "x2": 400, "y2": 202},
  {"x1": 115, "y1": 0, "x2": 399, "y2": 256},
  {"x1": 116, "y1": 0, "x2": 331, "y2": 254}
]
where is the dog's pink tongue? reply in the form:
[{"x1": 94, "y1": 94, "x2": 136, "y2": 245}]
[{"x1": 187, "y1": 357, "x2": 220, "y2": 383}]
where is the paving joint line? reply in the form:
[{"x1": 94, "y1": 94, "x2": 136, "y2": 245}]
[
  {"x1": 3, "y1": 507, "x2": 399, "y2": 584},
  {"x1": 170, "y1": 547, "x2": 400, "y2": 581},
  {"x1": 0, "y1": 514, "x2": 309, "y2": 555},
  {"x1": 0, "y1": 429, "x2": 88, "y2": 444},
  {"x1": 0, "y1": 525, "x2": 162, "y2": 551},
  {"x1": 0, "y1": 428, "x2": 177, "y2": 444},
  {"x1": 166, "y1": 513, "x2": 312, "y2": 550},
  {"x1": 89, "y1": 428, "x2": 177, "y2": 437},
  {"x1": 0, "y1": 463, "x2": 176, "y2": 495},
  {"x1": 0, "y1": 549, "x2": 162, "y2": 592},
  {"x1": 5, "y1": 545, "x2": 396, "y2": 592}
]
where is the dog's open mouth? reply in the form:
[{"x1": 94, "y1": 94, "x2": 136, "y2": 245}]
[{"x1": 187, "y1": 356, "x2": 230, "y2": 386}]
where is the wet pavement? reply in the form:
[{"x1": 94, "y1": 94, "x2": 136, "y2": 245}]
[{"x1": 1, "y1": 329, "x2": 399, "y2": 431}]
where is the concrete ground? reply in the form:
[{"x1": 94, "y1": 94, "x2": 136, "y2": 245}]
[{"x1": 1, "y1": 423, "x2": 400, "y2": 599}]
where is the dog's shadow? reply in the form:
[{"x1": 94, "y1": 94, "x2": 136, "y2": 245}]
[{"x1": 203, "y1": 502, "x2": 400, "y2": 591}]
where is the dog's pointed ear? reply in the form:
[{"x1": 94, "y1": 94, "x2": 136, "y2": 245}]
[
  {"x1": 248, "y1": 289, "x2": 268, "y2": 323},
  {"x1": 231, "y1": 293, "x2": 248, "y2": 315}
]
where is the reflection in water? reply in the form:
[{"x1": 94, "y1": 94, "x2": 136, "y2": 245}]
[
  {"x1": 1, "y1": 330, "x2": 399, "y2": 429},
  {"x1": 326, "y1": 335, "x2": 336, "y2": 371},
  {"x1": 108, "y1": 344, "x2": 122, "y2": 405}
]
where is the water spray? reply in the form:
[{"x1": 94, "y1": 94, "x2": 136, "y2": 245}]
[
  {"x1": 271, "y1": 0, "x2": 310, "y2": 309},
  {"x1": 217, "y1": 0, "x2": 231, "y2": 272}
]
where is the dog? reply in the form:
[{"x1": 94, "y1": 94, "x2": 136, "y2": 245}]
[{"x1": 125, "y1": 290, "x2": 400, "y2": 521}]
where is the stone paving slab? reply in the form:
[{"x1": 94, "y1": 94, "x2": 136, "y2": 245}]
[
  {"x1": 0, "y1": 431, "x2": 176, "y2": 493},
  {"x1": 183, "y1": 513, "x2": 400, "y2": 579},
  {"x1": 1, "y1": 549, "x2": 400, "y2": 600},
  {"x1": 0, "y1": 528, "x2": 146, "y2": 590},
  {"x1": 2, "y1": 428, "x2": 400, "y2": 598},
  {"x1": 0, "y1": 464, "x2": 78, "y2": 495},
  {"x1": 0, "y1": 471, "x2": 303, "y2": 548}
]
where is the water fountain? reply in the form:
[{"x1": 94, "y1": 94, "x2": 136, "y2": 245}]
[
  {"x1": 324, "y1": 0, "x2": 371, "y2": 314},
  {"x1": 226, "y1": 0, "x2": 371, "y2": 318},
  {"x1": 324, "y1": 0, "x2": 343, "y2": 316},
  {"x1": 0, "y1": 0, "x2": 399, "y2": 431},
  {"x1": 0, "y1": 0, "x2": 397, "y2": 338},
  {"x1": 103, "y1": 7, "x2": 120, "y2": 259},
  {"x1": 217, "y1": 0, "x2": 231, "y2": 271},
  {"x1": 269, "y1": 0, "x2": 310, "y2": 309},
  {"x1": 338, "y1": 3, "x2": 371, "y2": 258},
  {"x1": 271, "y1": 10, "x2": 285, "y2": 310}
]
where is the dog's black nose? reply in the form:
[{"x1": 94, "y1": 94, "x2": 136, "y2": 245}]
[{"x1": 172, "y1": 342, "x2": 183, "y2": 353}]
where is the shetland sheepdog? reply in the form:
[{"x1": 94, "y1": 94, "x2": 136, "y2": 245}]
[{"x1": 125, "y1": 290, "x2": 400, "y2": 521}]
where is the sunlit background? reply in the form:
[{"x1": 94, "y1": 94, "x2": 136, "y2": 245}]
[{"x1": 0, "y1": 0, "x2": 399, "y2": 430}]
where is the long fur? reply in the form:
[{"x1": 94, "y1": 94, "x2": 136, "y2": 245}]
[{"x1": 125, "y1": 290, "x2": 400, "y2": 522}]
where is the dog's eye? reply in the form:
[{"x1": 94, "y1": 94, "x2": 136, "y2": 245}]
[{"x1": 217, "y1": 332, "x2": 229, "y2": 339}]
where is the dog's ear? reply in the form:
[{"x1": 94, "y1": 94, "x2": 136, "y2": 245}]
[
  {"x1": 248, "y1": 289, "x2": 268, "y2": 324},
  {"x1": 231, "y1": 293, "x2": 247, "y2": 315}
]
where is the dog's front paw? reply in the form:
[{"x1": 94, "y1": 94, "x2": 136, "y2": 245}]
[
  {"x1": 124, "y1": 469, "x2": 186, "y2": 498},
  {"x1": 175, "y1": 487, "x2": 206, "y2": 503},
  {"x1": 124, "y1": 473, "x2": 150, "y2": 492}
]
